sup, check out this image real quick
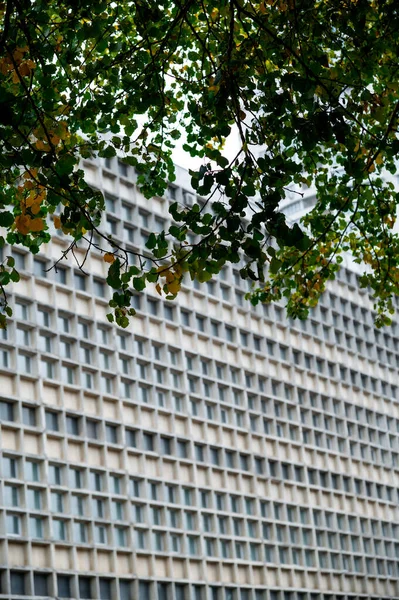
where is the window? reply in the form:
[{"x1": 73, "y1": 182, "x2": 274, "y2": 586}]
[
  {"x1": 34, "y1": 259, "x2": 47, "y2": 278},
  {"x1": 94, "y1": 524, "x2": 108, "y2": 545},
  {"x1": 0, "y1": 349, "x2": 9, "y2": 368},
  {"x1": 60, "y1": 340, "x2": 72, "y2": 359},
  {"x1": 10, "y1": 572, "x2": 26, "y2": 595},
  {"x1": 0, "y1": 400, "x2": 14, "y2": 422},
  {"x1": 160, "y1": 436, "x2": 171, "y2": 455},
  {"x1": 51, "y1": 491, "x2": 64, "y2": 513},
  {"x1": 17, "y1": 352, "x2": 32, "y2": 373},
  {"x1": 25, "y1": 460, "x2": 40, "y2": 482},
  {"x1": 116, "y1": 526, "x2": 128, "y2": 546},
  {"x1": 3, "y1": 456, "x2": 17, "y2": 478},
  {"x1": 15, "y1": 301, "x2": 28, "y2": 320},
  {"x1": 143, "y1": 433, "x2": 154, "y2": 452},
  {"x1": 74, "y1": 521, "x2": 88, "y2": 543},
  {"x1": 210, "y1": 447, "x2": 220, "y2": 466},
  {"x1": 6, "y1": 513, "x2": 21, "y2": 535},
  {"x1": 38, "y1": 332, "x2": 52, "y2": 352},
  {"x1": 30, "y1": 515, "x2": 44, "y2": 538},
  {"x1": 110, "y1": 475, "x2": 122, "y2": 495},
  {"x1": 99, "y1": 579, "x2": 112, "y2": 600},
  {"x1": 55, "y1": 266, "x2": 67, "y2": 284},
  {"x1": 90, "y1": 471, "x2": 103, "y2": 492},
  {"x1": 58, "y1": 575, "x2": 71, "y2": 598},
  {"x1": 66, "y1": 415, "x2": 79, "y2": 436},
  {"x1": 86, "y1": 419, "x2": 99, "y2": 439},
  {"x1": 49, "y1": 464, "x2": 62, "y2": 485},
  {"x1": 70, "y1": 469, "x2": 83, "y2": 490},
  {"x1": 177, "y1": 440, "x2": 188, "y2": 459},
  {"x1": 45, "y1": 411, "x2": 59, "y2": 431},
  {"x1": 53, "y1": 518, "x2": 67, "y2": 541},
  {"x1": 58, "y1": 315, "x2": 70, "y2": 333},
  {"x1": 4, "y1": 484, "x2": 19, "y2": 507},
  {"x1": 106, "y1": 424, "x2": 118, "y2": 444},
  {"x1": 16, "y1": 327, "x2": 30, "y2": 346},
  {"x1": 79, "y1": 576, "x2": 92, "y2": 599},
  {"x1": 61, "y1": 364, "x2": 74, "y2": 384},
  {"x1": 38, "y1": 308, "x2": 51, "y2": 327}
]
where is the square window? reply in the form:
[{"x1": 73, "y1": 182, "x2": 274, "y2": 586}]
[
  {"x1": 0, "y1": 400, "x2": 14, "y2": 422},
  {"x1": 25, "y1": 460, "x2": 40, "y2": 482},
  {"x1": 45, "y1": 411, "x2": 59, "y2": 431},
  {"x1": 10, "y1": 572, "x2": 26, "y2": 595},
  {"x1": 66, "y1": 415, "x2": 79, "y2": 435},
  {"x1": 6, "y1": 513, "x2": 21, "y2": 535},
  {"x1": 58, "y1": 575, "x2": 71, "y2": 598}
]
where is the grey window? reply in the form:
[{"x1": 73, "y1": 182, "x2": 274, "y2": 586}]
[
  {"x1": 106, "y1": 424, "x2": 118, "y2": 444},
  {"x1": 6, "y1": 513, "x2": 21, "y2": 535},
  {"x1": 74, "y1": 272, "x2": 87, "y2": 291},
  {"x1": 55, "y1": 266, "x2": 67, "y2": 284},
  {"x1": 161, "y1": 436, "x2": 171, "y2": 455},
  {"x1": 70, "y1": 469, "x2": 83, "y2": 490},
  {"x1": 34, "y1": 573, "x2": 49, "y2": 596},
  {"x1": 66, "y1": 415, "x2": 79, "y2": 435},
  {"x1": 45, "y1": 411, "x2": 59, "y2": 431},
  {"x1": 30, "y1": 515, "x2": 44, "y2": 537},
  {"x1": 51, "y1": 491, "x2": 64, "y2": 513},
  {"x1": 86, "y1": 419, "x2": 99, "y2": 439},
  {"x1": 0, "y1": 400, "x2": 14, "y2": 421},
  {"x1": 27, "y1": 488, "x2": 42, "y2": 509},
  {"x1": 143, "y1": 433, "x2": 154, "y2": 452},
  {"x1": 119, "y1": 581, "x2": 131, "y2": 600},
  {"x1": 4, "y1": 484, "x2": 19, "y2": 506},
  {"x1": 25, "y1": 460, "x2": 40, "y2": 482},
  {"x1": 99, "y1": 578, "x2": 112, "y2": 600},
  {"x1": 58, "y1": 575, "x2": 71, "y2": 598},
  {"x1": 90, "y1": 471, "x2": 103, "y2": 492},
  {"x1": 139, "y1": 582, "x2": 151, "y2": 600},
  {"x1": 74, "y1": 522, "x2": 87, "y2": 543},
  {"x1": 22, "y1": 405, "x2": 36, "y2": 426},
  {"x1": 79, "y1": 576, "x2": 92, "y2": 599},
  {"x1": 49, "y1": 464, "x2": 62, "y2": 486},
  {"x1": 10, "y1": 572, "x2": 26, "y2": 595}
]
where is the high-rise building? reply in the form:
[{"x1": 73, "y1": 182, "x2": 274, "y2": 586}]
[{"x1": 0, "y1": 157, "x2": 398, "y2": 599}]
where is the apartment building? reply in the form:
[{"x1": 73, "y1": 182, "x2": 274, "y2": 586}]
[{"x1": 0, "y1": 157, "x2": 398, "y2": 599}]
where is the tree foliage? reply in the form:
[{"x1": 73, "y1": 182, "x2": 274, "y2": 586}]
[{"x1": 0, "y1": 0, "x2": 399, "y2": 326}]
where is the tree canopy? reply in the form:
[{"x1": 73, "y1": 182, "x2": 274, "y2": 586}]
[{"x1": 0, "y1": 0, "x2": 399, "y2": 327}]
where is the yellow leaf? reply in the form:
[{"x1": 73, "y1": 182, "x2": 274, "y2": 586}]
[
  {"x1": 104, "y1": 252, "x2": 115, "y2": 263},
  {"x1": 155, "y1": 283, "x2": 162, "y2": 296},
  {"x1": 375, "y1": 152, "x2": 383, "y2": 165},
  {"x1": 53, "y1": 216, "x2": 61, "y2": 229},
  {"x1": 49, "y1": 131, "x2": 61, "y2": 146},
  {"x1": 165, "y1": 271, "x2": 175, "y2": 284},
  {"x1": 29, "y1": 217, "x2": 45, "y2": 232},
  {"x1": 18, "y1": 62, "x2": 31, "y2": 77},
  {"x1": 15, "y1": 215, "x2": 30, "y2": 235},
  {"x1": 167, "y1": 280, "x2": 181, "y2": 295},
  {"x1": 35, "y1": 140, "x2": 50, "y2": 152},
  {"x1": 367, "y1": 163, "x2": 375, "y2": 173},
  {"x1": 30, "y1": 202, "x2": 41, "y2": 215}
]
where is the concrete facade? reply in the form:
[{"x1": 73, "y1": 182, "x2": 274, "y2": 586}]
[{"x1": 0, "y1": 157, "x2": 398, "y2": 598}]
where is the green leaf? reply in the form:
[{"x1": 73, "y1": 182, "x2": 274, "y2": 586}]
[
  {"x1": 0, "y1": 212, "x2": 14, "y2": 228},
  {"x1": 133, "y1": 276, "x2": 146, "y2": 291},
  {"x1": 270, "y1": 257, "x2": 282, "y2": 274},
  {"x1": 146, "y1": 232, "x2": 157, "y2": 249}
]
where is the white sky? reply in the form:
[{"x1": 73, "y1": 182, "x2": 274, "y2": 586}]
[{"x1": 171, "y1": 126, "x2": 241, "y2": 171}]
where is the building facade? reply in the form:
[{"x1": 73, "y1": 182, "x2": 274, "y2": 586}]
[{"x1": 0, "y1": 158, "x2": 398, "y2": 599}]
